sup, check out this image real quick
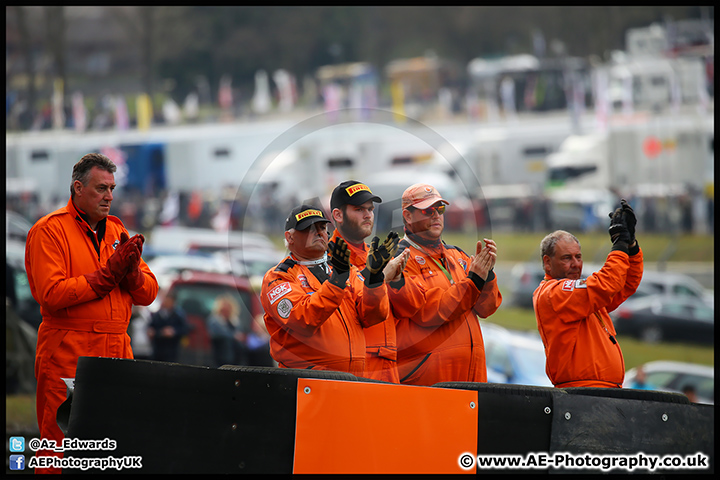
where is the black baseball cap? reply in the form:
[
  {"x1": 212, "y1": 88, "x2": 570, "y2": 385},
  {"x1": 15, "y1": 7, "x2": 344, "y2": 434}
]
[
  {"x1": 284, "y1": 204, "x2": 332, "y2": 231},
  {"x1": 330, "y1": 180, "x2": 382, "y2": 211}
]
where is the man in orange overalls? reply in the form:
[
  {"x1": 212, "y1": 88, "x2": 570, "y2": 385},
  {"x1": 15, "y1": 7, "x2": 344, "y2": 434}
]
[
  {"x1": 533, "y1": 199, "x2": 643, "y2": 388},
  {"x1": 387, "y1": 183, "x2": 503, "y2": 386},
  {"x1": 261, "y1": 204, "x2": 397, "y2": 375},
  {"x1": 328, "y1": 180, "x2": 410, "y2": 383},
  {"x1": 26, "y1": 153, "x2": 158, "y2": 473}
]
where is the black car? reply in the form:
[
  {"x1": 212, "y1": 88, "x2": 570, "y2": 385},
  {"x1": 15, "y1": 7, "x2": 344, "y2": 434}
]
[
  {"x1": 6, "y1": 239, "x2": 42, "y2": 330},
  {"x1": 6, "y1": 240, "x2": 40, "y2": 393},
  {"x1": 611, "y1": 294, "x2": 714, "y2": 345},
  {"x1": 508, "y1": 262, "x2": 602, "y2": 309}
]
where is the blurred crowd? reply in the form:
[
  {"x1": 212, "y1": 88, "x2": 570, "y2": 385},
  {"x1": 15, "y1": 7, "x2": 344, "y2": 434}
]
[{"x1": 7, "y1": 181, "x2": 714, "y2": 240}]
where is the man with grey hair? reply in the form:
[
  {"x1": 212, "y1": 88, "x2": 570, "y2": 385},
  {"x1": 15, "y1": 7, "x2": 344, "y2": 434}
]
[
  {"x1": 25, "y1": 152, "x2": 158, "y2": 473},
  {"x1": 533, "y1": 199, "x2": 643, "y2": 389}
]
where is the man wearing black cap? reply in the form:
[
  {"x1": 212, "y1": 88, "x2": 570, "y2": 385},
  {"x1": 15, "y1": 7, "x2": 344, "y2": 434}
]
[
  {"x1": 329, "y1": 180, "x2": 410, "y2": 383},
  {"x1": 260, "y1": 204, "x2": 396, "y2": 376}
]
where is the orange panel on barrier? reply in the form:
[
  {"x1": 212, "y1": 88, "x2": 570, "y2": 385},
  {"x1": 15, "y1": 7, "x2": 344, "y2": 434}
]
[{"x1": 293, "y1": 378, "x2": 478, "y2": 474}]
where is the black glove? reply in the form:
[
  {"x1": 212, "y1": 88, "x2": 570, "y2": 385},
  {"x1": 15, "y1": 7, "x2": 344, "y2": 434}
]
[
  {"x1": 327, "y1": 238, "x2": 351, "y2": 288},
  {"x1": 328, "y1": 237, "x2": 350, "y2": 275},
  {"x1": 620, "y1": 198, "x2": 636, "y2": 245},
  {"x1": 608, "y1": 207, "x2": 631, "y2": 253},
  {"x1": 366, "y1": 232, "x2": 399, "y2": 274},
  {"x1": 362, "y1": 232, "x2": 399, "y2": 287}
]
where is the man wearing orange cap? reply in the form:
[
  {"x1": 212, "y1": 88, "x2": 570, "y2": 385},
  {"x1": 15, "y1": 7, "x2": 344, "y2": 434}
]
[
  {"x1": 260, "y1": 204, "x2": 396, "y2": 376},
  {"x1": 329, "y1": 180, "x2": 411, "y2": 383},
  {"x1": 387, "y1": 183, "x2": 502, "y2": 386}
]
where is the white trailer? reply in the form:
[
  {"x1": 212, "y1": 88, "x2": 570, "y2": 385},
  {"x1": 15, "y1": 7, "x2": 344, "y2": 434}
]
[{"x1": 546, "y1": 112, "x2": 713, "y2": 193}]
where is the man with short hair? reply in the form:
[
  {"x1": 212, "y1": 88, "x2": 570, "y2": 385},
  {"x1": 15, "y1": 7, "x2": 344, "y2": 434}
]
[
  {"x1": 260, "y1": 204, "x2": 396, "y2": 375},
  {"x1": 26, "y1": 153, "x2": 158, "y2": 473},
  {"x1": 533, "y1": 199, "x2": 643, "y2": 388},
  {"x1": 329, "y1": 180, "x2": 410, "y2": 383},
  {"x1": 387, "y1": 183, "x2": 503, "y2": 386}
]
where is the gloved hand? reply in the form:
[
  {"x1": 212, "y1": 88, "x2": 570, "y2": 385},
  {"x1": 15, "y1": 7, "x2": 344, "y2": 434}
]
[
  {"x1": 620, "y1": 199, "x2": 636, "y2": 245},
  {"x1": 366, "y1": 231, "x2": 400, "y2": 274},
  {"x1": 327, "y1": 237, "x2": 351, "y2": 288},
  {"x1": 119, "y1": 244, "x2": 145, "y2": 291},
  {"x1": 85, "y1": 232, "x2": 136, "y2": 298},
  {"x1": 362, "y1": 231, "x2": 399, "y2": 287},
  {"x1": 127, "y1": 233, "x2": 145, "y2": 255},
  {"x1": 328, "y1": 237, "x2": 350, "y2": 274},
  {"x1": 608, "y1": 207, "x2": 631, "y2": 253}
]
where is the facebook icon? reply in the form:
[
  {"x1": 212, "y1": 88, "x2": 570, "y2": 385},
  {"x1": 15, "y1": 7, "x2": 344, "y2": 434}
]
[{"x1": 9, "y1": 454, "x2": 26, "y2": 471}]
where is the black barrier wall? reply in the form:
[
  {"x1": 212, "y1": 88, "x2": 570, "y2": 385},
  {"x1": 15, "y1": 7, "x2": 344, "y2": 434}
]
[
  {"x1": 63, "y1": 357, "x2": 714, "y2": 474},
  {"x1": 65, "y1": 357, "x2": 357, "y2": 474}
]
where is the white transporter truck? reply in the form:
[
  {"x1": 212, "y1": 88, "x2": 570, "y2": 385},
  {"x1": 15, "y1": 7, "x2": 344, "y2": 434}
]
[{"x1": 545, "y1": 112, "x2": 713, "y2": 232}]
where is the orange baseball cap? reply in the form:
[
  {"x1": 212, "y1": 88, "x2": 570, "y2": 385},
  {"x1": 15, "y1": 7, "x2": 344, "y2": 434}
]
[{"x1": 401, "y1": 183, "x2": 450, "y2": 210}]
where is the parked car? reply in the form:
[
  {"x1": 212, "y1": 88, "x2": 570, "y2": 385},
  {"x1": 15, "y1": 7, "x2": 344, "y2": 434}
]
[
  {"x1": 624, "y1": 361, "x2": 714, "y2": 404},
  {"x1": 6, "y1": 299, "x2": 38, "y2": 394},
  {"x1": 508, "y1": 261, "x2": 712, "y2": 311},
  {"x1": 508, "y1": 262, "x2": 602, "y2": 309},
  {"x1": 507, "y1": 262, "x2": 544, "y2": 309},
  {"x1": 480, "y1": 322, "x2": 552, "y2": 387},
  {"x1": 146, "y1": 253, "x2": 233, "y2": 291},
  {"x1": 148, "y1": 225, "x2": 277, "y2": 256},
  {"x1": 6, "y1": 210, "x2": 33, "y2": 243},
  {"x1": 148, "y1": 270, "x2": 263, "y2": 367},
  {"x1": 611, "y1": 294, "x2": 714, "y2": 345},
  {"x1": 634, "y1": 270, "x2": 713, "y2": 307},
  {"x1": 216, "y1": 247, "x2": 285, "y2": 290},
  {"x1": 6, "y1": 238, "x2": 40, "y2": 394},
  {"x1": 6, "y1": 239, "x2": 42, "y2": 330},
  {"x1": 186, "y1": 231, "x2": 277, "y2": 256}
]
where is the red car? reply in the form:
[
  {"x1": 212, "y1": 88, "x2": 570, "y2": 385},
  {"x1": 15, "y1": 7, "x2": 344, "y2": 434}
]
[{"x1": 159, "y1": 270, "x2": 264, "y2": 367}]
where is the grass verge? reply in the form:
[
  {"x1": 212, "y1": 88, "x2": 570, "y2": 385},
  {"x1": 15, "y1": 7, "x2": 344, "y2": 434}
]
[{"x1": 6, "y1": 394, "x2": 37, "y2": 432}]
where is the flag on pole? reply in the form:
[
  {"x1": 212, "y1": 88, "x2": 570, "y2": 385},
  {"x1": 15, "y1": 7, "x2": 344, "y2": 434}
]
[
  {"x1": 163, "y1": 98, "x2": 182, "y2": 125},
  {"x1": 52, "y1": 78, "x2": 65, "y2": 130},
  {"x1": 273, "y1": 69, "x2": 295, "y2": 113},
  {"x1": 212, "y1": 202, "x2": 232, "y2": 232},
  {"x1": 251, "y1": 70, "x2": 271, "y2": 115},
  {"x1": 159, "y1": 191, "x2": 180, "y2": 226},
  {"x1": 219, "y1": 74, "x2": 233, "y2": 110},
  {"x1": 183, "y1": 92, "x2": 199, "y2": 122},
  {"x1": 136, "y1": 94, "x2": 153, "y2": 131},
  {"x1": 71, "y1": 91, "x2": 86, "y2": 132},
  {"x1": 390, "y1": 80, "x2": 405, "y2": 123},
  {"x1": 323, "y1": 82, "x2": 342, "y2": 122},
  {"x1": 114, "y1": 95, "x2": 129, "y2": 130},
  {"x1": 593, "y1": 69, "x2": 609, "y2": 133}
]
